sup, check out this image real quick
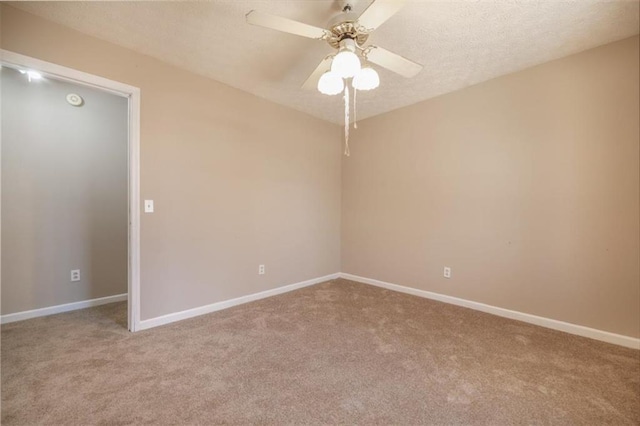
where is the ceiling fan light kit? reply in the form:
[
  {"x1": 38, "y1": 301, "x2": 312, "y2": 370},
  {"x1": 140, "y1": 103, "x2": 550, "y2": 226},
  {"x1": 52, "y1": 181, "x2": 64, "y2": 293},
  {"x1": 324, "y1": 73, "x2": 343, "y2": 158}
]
[
  {"x1": 331, "y1": 39, "x2": 361, "y2": 79},
  {"x1": 352, "y1": 67, "x2": 380, "y2": 91},
  {"x1": 318, "y1": 70, "x2": 345, "y2": 95},
  {"x1": 246, "y1": 0, "x2": 422, "y2": 155}
]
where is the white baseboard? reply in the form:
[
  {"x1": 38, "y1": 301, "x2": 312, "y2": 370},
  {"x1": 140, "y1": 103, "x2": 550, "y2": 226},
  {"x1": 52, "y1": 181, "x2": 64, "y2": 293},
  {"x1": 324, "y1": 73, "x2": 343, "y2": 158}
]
[
  {"x1": 340, "y1": 273, "x2": 640, "y2": 350},
  {"x1": 137, "y1": 273, "x2": 341, "y2": 331},
  {"x1": 1, "y1": 293, "x2": 128, "y2": 325},
  {"x1": 9, "y1": 273, "x2": 634, "y2": 350}
]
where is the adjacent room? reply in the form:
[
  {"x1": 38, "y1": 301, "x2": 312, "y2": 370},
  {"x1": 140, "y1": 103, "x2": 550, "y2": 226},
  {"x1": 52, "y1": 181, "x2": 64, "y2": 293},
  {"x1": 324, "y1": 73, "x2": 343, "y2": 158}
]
[
  {"x1": 1, "y1": 65, "x2": 129, "y2": 329},
  {"x1": 1, "y1": 1, "x2": 638, "y2": 424}
]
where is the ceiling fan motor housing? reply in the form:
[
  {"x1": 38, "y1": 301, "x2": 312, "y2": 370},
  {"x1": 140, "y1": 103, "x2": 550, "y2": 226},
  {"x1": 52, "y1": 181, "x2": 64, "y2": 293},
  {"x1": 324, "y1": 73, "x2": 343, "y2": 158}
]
[{"x1": 326, "y1": 12, "x2": 369, "y2": 49}]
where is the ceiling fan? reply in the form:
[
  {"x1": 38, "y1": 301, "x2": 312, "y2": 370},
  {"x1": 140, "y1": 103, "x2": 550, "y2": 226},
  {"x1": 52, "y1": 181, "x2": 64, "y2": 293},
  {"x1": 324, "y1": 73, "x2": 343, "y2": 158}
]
[{"x1": 245, "y1": 0, "x2": 422, "y2": 95}]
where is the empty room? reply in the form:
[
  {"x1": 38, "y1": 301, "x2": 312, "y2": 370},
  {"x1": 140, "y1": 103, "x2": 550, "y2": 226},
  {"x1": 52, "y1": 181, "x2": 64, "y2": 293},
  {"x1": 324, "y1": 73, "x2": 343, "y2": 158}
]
[{"x1": 1, "y1": 1, "x2": 638, "y2": 424}]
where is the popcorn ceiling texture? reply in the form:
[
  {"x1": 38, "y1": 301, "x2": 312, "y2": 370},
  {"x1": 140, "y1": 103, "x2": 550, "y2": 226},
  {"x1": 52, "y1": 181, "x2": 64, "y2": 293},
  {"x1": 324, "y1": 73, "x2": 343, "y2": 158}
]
[{"x1": 8, "y1": 0, "x2": 640, "y2": 124}]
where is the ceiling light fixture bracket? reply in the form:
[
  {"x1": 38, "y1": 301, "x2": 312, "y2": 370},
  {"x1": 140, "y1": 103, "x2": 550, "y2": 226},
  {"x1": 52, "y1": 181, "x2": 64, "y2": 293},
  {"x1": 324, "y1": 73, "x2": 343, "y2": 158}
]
[{"x1": 339, "y1": 0, "x2": 357, "y2": 13}]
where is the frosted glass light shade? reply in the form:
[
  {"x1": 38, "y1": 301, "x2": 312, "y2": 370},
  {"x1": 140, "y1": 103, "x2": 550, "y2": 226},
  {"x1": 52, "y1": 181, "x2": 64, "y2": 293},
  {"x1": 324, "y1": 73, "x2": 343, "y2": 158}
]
[
  {"x1": 352, "y1": 67, "x2": 380, "y2": 91},
  {"x1": 331, "y1": 50, "x2": 361, "y2": 79},
  {"x1": 317, "y1": 71, "x2": 344, "y2": 95}
]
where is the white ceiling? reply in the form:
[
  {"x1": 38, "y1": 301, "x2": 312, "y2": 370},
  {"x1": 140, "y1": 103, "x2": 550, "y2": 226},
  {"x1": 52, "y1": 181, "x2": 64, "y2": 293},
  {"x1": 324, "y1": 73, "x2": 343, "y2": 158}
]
[{"x1": 9, "y1": 0, "x2": 640, "y2": 124}]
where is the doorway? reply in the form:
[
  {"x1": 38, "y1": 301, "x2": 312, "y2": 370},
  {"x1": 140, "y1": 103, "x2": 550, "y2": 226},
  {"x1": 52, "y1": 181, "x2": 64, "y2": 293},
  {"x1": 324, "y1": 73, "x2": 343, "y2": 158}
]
[{"x1": 0, "y1": 50, "x2": 140, "y2": 331}]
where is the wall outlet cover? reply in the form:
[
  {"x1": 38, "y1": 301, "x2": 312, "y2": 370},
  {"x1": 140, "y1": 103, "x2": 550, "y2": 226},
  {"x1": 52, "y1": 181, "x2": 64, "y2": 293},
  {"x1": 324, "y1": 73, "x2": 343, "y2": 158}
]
[{"x1": 444, "y1": 267, "x2": 451, "y2": 279}]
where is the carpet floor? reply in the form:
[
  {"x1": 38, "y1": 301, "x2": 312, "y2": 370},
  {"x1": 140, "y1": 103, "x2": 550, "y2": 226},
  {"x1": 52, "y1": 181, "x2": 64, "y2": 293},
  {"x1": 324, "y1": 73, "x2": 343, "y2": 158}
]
[{"x1": 1, "y1": 279, "x2": 639, "y2": 425}]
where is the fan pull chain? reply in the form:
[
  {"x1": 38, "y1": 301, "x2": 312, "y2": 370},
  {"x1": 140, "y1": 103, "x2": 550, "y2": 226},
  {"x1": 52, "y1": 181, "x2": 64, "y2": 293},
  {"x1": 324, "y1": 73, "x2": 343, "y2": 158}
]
[
  {"x1": 353, "y1": 87, "x2": 358, "y2": 129},
  {"x1": 344, "y1": 85, "x2": 350, "y2": 157}
]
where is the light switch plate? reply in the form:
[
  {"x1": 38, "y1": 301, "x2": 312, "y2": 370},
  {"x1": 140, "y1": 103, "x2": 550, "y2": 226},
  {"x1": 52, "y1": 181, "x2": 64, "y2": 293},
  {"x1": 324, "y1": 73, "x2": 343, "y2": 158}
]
[{"x1": 144, "y1": 200, "x2": 154, "y2": 213}]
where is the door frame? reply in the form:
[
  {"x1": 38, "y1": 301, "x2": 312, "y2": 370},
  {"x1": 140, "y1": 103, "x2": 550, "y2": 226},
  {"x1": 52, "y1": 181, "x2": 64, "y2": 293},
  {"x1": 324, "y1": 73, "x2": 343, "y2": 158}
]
[{"x1": 1, "y1": 49, "x2": 141, "y2": 332}]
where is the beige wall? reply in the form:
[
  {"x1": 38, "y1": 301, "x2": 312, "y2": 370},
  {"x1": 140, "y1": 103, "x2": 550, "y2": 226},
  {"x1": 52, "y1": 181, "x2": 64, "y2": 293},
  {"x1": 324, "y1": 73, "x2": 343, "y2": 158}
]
[
  {"x1": 343, "y1": 36, "x2": 640, "y2": 338},
  {"x1": 1, "y1": 66, "x2": 128, "y2": 313},
  {"x1": 0, "y1": 5, "x2": 342, "y2": 320},
  {"x1": 2, "y1": 5, "x2": 638, "y2": 339}
]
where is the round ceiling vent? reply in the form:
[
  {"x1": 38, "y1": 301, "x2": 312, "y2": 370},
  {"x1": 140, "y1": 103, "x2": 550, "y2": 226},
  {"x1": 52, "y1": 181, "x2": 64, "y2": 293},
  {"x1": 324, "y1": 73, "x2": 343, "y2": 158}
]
[{"x1": 66, "y1": 93, "x2": 84, "y2": 107}]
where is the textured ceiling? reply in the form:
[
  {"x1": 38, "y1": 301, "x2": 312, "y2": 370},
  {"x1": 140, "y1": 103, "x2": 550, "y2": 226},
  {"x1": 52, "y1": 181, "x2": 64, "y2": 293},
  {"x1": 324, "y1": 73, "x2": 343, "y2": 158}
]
[{"x1": 9, "y1": 0, "x2": 640, "y2": 124}]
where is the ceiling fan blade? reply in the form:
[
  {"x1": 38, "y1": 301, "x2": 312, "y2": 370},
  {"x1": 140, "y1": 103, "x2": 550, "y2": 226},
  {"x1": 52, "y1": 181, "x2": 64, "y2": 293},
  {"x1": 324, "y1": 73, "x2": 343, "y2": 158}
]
[
  {"x1": 302, "y1": 56, "x2": 333, "y2": 90},
  {"x1": 246, "y1": 10, "x2": 328, "y2": 40},
  {"x1": 366, "y1": 45, "x2": 422, "y2": 78},
  {"x1": 357, "y1": 0, "x2": 406, "y2": 32}
]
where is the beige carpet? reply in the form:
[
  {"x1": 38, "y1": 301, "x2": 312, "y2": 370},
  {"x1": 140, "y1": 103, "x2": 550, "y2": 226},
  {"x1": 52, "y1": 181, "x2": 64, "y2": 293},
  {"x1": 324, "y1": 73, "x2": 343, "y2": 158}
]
[{"x1": 2, "y1": 279, "x2": 639, "y2": 425}]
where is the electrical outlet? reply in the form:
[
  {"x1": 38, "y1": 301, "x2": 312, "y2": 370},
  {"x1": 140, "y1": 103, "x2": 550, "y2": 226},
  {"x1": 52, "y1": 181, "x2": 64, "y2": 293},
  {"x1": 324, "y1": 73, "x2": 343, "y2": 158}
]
[
  {"x1": 71, "y1": 269, "x2": 81, "y2": 282},
  {"x1": 444, "y1": 267, "x2": 451, "y2": 279},
  {"x1": 258, "y1": 264, "x2": 265, "y2": 275}
]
